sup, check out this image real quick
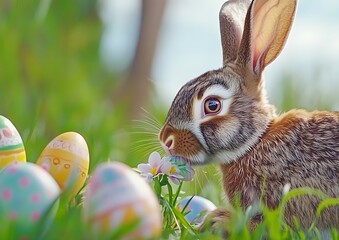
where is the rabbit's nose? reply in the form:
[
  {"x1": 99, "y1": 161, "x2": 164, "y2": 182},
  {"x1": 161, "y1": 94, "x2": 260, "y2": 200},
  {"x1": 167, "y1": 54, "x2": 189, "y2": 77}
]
[
  {"x1": 164, "y1": 138, "x2": 173, "y2": 149},
  {"x1": 159, "y1": 124, "x2": 173, "y2": 143},
  {"x1": 159, "y1": 124, "x2": 175, "y2": 153},
  {"x1": 162, "y1": 137, "x2": 174, "y2": 155}
]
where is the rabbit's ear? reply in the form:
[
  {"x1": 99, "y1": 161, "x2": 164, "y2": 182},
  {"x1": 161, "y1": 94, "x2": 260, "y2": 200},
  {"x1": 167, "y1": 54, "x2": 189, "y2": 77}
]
[
  {"x1": 237, "y1": 0, "x2": 297, "y2": 75},
  {"x1": 219, "y1": 0, "x2": 251, "y2": 65}
]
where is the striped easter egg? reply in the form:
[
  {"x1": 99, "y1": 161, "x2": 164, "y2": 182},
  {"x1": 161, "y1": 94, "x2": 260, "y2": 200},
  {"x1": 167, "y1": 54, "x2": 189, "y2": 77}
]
[
  {"x1": 83, "y1": 162, "x2": 162, "y2": 239},
  {"x1": 0, "y1": 115, "x2": 26, "y2": 169}
]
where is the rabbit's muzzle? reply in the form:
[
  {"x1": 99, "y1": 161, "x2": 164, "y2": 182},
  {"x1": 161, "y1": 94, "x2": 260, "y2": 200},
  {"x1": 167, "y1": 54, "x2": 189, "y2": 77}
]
[{"x1": 159, "y1": 124, "x2": 204, "y2": 164}]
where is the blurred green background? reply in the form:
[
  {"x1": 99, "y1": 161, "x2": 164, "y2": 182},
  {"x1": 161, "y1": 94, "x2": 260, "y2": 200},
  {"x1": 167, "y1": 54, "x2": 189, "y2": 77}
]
[
  {"x1": 0, "y1": 0, "x2": 163, "y2": 172},
  {"x1": 0, "y1": 0, "x2": 337, "y2": 201}
]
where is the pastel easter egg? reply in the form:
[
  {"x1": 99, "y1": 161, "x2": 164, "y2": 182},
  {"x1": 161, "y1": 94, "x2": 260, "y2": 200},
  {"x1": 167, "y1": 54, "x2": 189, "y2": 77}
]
[
  {"x1": 178, "y1": 196, "x2": 217, "y2": 225},
  {"x1": 0, "y1": 162, "x2": 60, "y2": 238},
  {"x1": 36, "y1": 132, "x2": 89, "y2": 197},
  {"x1": 83, "y1": 162, "x2": 162, "y2": 239},
  {"x1": 0, "y1": 115, "x2": 26, "y2": 169}
]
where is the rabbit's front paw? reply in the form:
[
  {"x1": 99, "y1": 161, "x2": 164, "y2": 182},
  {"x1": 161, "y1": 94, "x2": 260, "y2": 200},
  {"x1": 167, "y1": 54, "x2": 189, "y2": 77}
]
[{"x1": 198, "y1": 208, "x2": 231, "y2": 235}]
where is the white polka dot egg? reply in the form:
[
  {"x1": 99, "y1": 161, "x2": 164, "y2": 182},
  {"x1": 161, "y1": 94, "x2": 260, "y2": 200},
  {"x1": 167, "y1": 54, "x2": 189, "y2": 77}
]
[{"x1": 0, "y1": 162, "x2": 60, "y2": 238}]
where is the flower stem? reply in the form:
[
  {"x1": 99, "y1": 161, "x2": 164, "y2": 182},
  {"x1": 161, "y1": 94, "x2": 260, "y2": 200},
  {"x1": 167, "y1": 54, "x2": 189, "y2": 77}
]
[
  {"x1": 154, "y1": 176, "x2": 162, "y2": 198},
  {"x1": 173, "y1": 180, "x2": 183, "y2": 206},
  {"x1": 167, "y1": 182, "x2": 173, "y2": 205}
]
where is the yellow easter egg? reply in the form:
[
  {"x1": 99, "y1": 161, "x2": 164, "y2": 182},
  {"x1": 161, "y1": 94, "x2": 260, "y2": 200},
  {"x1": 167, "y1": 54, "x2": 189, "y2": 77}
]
[
  {"x1": 36, "y1": 132, "x2": 89, "y2": 197},
  {"x1": 0, "y1": 115, "x2": 26, "y2": 169}
]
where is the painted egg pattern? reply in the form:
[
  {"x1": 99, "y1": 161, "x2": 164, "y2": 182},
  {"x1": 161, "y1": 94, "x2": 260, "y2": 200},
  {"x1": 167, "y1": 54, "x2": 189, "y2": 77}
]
[
  {"x1": 178, "y1": 195, "x2": 217, "y2": 225},
  {"x1": 36, "y1": 132, "x2": 89, "y2": 197},
  {"x1": 0, "y1": 115, "x2": 26, "y2": 169},
  {"x1": 0, "y1": 162, "x2": 60, "y2": 237},
  {"x1": 84, "y1": 162, "x2": 162, "y2": 239}
]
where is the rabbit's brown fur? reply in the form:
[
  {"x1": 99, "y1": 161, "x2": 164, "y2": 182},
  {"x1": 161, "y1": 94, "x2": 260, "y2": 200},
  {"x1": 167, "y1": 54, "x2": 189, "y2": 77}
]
[
  {"x1": 221, "y1": 109, "x2": 339, "y2": 228},
  {"x1": 159, "y1": 0, "x2": 339, "y2": 232}
]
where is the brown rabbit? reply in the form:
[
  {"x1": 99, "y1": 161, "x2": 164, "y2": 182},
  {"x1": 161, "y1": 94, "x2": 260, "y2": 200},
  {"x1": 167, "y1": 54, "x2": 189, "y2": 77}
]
[{"x1": 159, "y1": 0, "x2": 339, "y2": 232}]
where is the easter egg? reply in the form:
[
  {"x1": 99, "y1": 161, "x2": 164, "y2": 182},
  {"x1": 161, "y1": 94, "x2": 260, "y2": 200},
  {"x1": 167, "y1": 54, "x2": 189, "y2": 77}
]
[
  {"x1": 177, "y1": 196, "x2": 217, "y2": 225},
  {"x1": 83, "y1": 162, "x2": 162, "y2": 239},
  {"x1": 0, "y1": 162, "x2": 60, "y2": 238},
  {"x1": 0, "y1": 115, "x2": 26, "y2": 169},
  {"x1": 36, "y1": 132, "x2": 89, "y2": 197}
]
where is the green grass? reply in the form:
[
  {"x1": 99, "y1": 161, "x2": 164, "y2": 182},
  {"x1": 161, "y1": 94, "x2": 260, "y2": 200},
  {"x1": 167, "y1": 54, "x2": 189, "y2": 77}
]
[{"x1": 1, "y1": 180, "x2": 338, "y2": 239}]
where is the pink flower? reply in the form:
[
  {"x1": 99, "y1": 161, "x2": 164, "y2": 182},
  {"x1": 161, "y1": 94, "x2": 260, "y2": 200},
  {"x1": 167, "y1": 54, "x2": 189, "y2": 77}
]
[
  {"x1": 161, "y1": 156, "x2": 195, "y2": 185},
  {"x1": 160, "y1": 159, "x2": 184, "y2": 185},
  {"x1": 137, "y1": 152, "x2": 195, "y2": 184},
  {"x1": 137, "y1": 151, "x2": 162, "y2": 182}
]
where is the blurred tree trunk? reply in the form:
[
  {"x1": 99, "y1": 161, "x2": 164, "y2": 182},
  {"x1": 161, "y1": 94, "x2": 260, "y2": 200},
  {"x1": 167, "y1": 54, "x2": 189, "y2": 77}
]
[{"x1": 114, "y1": 0, "x2": 167, "y2": 120}]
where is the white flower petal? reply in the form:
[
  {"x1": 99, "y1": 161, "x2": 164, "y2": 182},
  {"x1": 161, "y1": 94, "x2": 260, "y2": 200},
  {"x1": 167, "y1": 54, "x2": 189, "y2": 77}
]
[
  {"x1": 169, "y1": 176, "x2": 181, "y2": 185},
  {"x1": 137, "y1": 163, "x2": 152, "y2": 174},
  {"x1": 149, "y1": 151, "x2": 162, "y2": 167},
  {"x1": 170, "y1": 173, "x2": 184, "y2": 179},
  {"x1": 160, "y1": 160, "x2": 172, "y2": 174}
]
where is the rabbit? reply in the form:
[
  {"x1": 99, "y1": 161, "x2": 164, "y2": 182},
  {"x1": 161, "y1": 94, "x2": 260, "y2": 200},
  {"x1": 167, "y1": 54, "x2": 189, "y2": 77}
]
[{"x1": 159, "y1": 0, "x2": 339, "y2": 233}]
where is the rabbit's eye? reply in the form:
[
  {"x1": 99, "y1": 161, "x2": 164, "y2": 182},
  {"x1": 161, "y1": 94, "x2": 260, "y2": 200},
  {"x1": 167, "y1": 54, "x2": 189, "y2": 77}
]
[{"x1": 204, "y1": 98, "x2": 222, "y2": 115}]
